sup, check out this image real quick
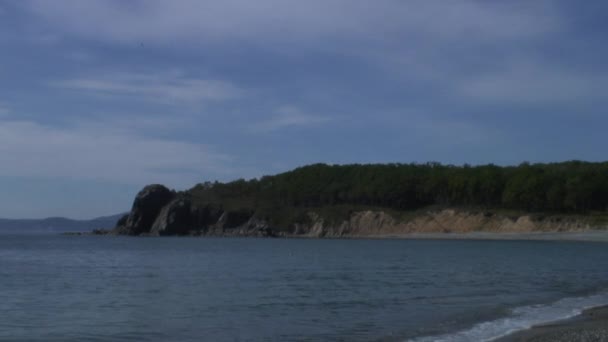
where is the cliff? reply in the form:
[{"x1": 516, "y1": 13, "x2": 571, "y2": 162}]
[
  {"x1": 111, "y1": 184, "x2": 606, "y2": 237},
  {"x1": 113, "y1": 185, "x2": 275, "y2": 237},
  {"x1": 291, "y1": 209, "x2": 597, "y2": 238}
]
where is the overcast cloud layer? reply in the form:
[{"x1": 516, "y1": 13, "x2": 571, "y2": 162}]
[{"x1": 0, "y1": 0, "x2": 607, "y2": 218}]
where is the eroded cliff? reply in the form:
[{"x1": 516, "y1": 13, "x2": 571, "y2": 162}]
[{"x1": 112, "y1": 185, "x2": 604, "y2": 237}]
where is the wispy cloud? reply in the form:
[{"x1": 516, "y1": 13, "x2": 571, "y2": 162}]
[
  {"x1": 457, "y1": 62, "x2": 608, "y2": 106},
  {"x1": 411, "y1": 115, "x2": 498, "y2": 146},
  {"x1": 75, "y1": 114, "x2": 193, "y2": 135},
  {"x1": 0, "y1": 116, "x2": 234, "y2": 186},
  {"x1": 50, "y1": 71, "x2": 242, "y2": 104},
  {"x1": 249, "y1": 106, "x2": 330, "y2": 133},
  {"x1": 23, "y1": 1, "x2": 571, "y2": 110},
  {"x1": 64, "y1": 50, "x2": 95, "y2": 62},
  {"x1": 23, "y1": 1, "x2": 558, "y2": 46},
  {"x1": 0, "y1": 102, "x2": 10, "y2": 117}
]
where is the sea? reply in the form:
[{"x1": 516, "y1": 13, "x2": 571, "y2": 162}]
[{"x1": 2, "y1": 235, "x2": 608, "y2": 341}]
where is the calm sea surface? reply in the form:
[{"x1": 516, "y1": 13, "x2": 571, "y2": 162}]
[{"x1": 2, "y1": 235, "x2": 608, "y2": 341}]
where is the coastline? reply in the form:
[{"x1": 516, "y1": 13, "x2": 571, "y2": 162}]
[
  {"x1": 369, "y1": 230, "x2": 608, "y2": 242},
  {"x1": 496, "y1": 305, "x2": 608, "y2": 342},
  {"x1": 72, "y1": 229, "x2": 608, "y2": 243}
]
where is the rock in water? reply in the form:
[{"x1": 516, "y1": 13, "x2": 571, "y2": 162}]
[{"x1": 123, "y1": 184, "x2": 175, "y2": 235}]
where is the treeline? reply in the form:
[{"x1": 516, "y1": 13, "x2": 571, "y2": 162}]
[{"x1": 190, "y1": 161, "x2": 608, "y2": 213}]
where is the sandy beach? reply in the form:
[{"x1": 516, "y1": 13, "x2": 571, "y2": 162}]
[{"x1": 496, "y1": 305, "x2": 608, "y2": 342}]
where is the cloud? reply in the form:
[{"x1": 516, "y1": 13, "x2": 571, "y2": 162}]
[
  {"x1": 249, "y1": 106, "x2": 330, "y2": 133},
  {"x1": 77, "y1": 114, "x2": 193, "y2": 135},
  {"x1": 0, "y1": 116, "x2": 234, "y2": 187},
  {"x1": 23, "y1": 1, "x2": 558, "y2": 46},
  {"x1": 29, "y1": 33, "x2": 61, "y2": 45},
  {"x1": 411, "y1": 116, "x2": 497, "y2": 146},
  {"x1": 64, "y1": 50, "x2": 94, "y2": 62},
  {"x1": 0, "y1": 103, "x2": 9, "y2": 116},
  {"x1": 458, "y1": 62, "x2": 608, "y2": 106},
  {"x1": 23, "y1": 1, "x2": 570, "y2": 108},
  {"x1": 50, "y1": 71, "x2": 242, "y2": 104}
]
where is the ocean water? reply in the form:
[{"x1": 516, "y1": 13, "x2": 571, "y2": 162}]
[{"x1": 2, "y1": 235, "x2": 608, "y2": 341}]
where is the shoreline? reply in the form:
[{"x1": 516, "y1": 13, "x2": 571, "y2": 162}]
[
  {"x1": 368, "y1": 230, "x2": 608, "y2": 242},
  {"x1": 73, "y1": 230, "x2": 608, "y2": 243},
  {"x1": 496, "y1": 305, "x2": 608, "y2": 342}
]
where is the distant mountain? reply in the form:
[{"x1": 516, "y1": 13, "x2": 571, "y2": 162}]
[{"x1": 0, "y1": 213, "x2": 126, "y2": 234}]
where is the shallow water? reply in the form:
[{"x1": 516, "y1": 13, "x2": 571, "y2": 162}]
[{"x1": 2, "y1": 235, "x2": 608, "y2": 341}]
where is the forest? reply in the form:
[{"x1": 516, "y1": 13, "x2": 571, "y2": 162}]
[{"x1": 188, "y1": 161, "x2": 608, "y2": 214}]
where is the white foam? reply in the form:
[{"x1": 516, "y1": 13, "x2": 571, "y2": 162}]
[{"x1": 409, "y1": 291, "x2": 608, "y2": 342}]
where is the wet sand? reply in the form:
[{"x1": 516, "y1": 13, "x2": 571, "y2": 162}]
[{"x1": 496, "y1": 305, "x2": 608, "y2": 342}]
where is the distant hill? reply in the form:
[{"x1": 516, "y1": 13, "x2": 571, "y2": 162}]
[{"x1": 0, "y1": 213, "x2": 126, "y2": 234}]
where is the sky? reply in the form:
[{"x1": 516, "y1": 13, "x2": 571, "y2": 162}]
[{"x1": 0, "y1": 0, "x2": 607, "y2": 219}]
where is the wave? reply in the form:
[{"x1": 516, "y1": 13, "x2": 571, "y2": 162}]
[{"x1": 409, "y1": 291, "x2": 608, "y2": 342}]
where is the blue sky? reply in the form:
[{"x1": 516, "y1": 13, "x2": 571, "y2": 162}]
[{"x1": 0, "y1": 1, "x2": 607, "y2": 219}]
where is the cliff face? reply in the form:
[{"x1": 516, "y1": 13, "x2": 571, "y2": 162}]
[
  {"x1": 113, "y1": 185, "x2": 601, "y2": 237},
  {"x1": 114, "y1": 185, "x2": 275, "y2": 237},
  {"x1": 294, "y1": 210, "x2": 594, "y2": 238},
  {"x1": 120, "y1": 185, "x2": 175, "y2": 235}
]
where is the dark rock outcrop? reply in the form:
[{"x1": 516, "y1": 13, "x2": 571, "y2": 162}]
[
  {"x1": 115, "y1": 214, "x2": 129, "y2": 227},
  {"x1": 150, "y1": 196, "x2": 193, "y2": 235},
  {"x1": 118, "y1": 184, "x2": 175, "y2": 235},
  {"x1": 258, "y1": 226, "x2": 277, "y2": 237},
  {"x1": 192, "y1": 204, "x2": 224, "y2": 229},
  {"x1": 216, "y1": 209, "x2": 254, "y2": 229},
  {"x1": 113, "y1": 184, "x2": 264, "y2": 236}
]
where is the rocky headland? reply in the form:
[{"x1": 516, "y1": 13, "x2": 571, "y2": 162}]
[
  {"x1": 109, "y1": 184, "x2": 606, "y2": 238},
  {"x1": 112, "y1": 185, "x2": 274, "y2": 237}
]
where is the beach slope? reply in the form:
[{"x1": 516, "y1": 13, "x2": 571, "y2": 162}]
[{"x1": 498, "y1": 306, "x2": 608, "y2": 342}]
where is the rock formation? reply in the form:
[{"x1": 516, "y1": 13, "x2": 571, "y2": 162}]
[
  {"x1": 150, "y1": 195, "x2": 193, "y2": 235},
  {"x1": 117, "y1": 184, "x2": 176, "y2": 235},
  {"x1": 113, "y1": 185, "x2": 279, "y2": 236},
  {"x1": 112, "y1": 183, "x2": 604, "y2": 237}
]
